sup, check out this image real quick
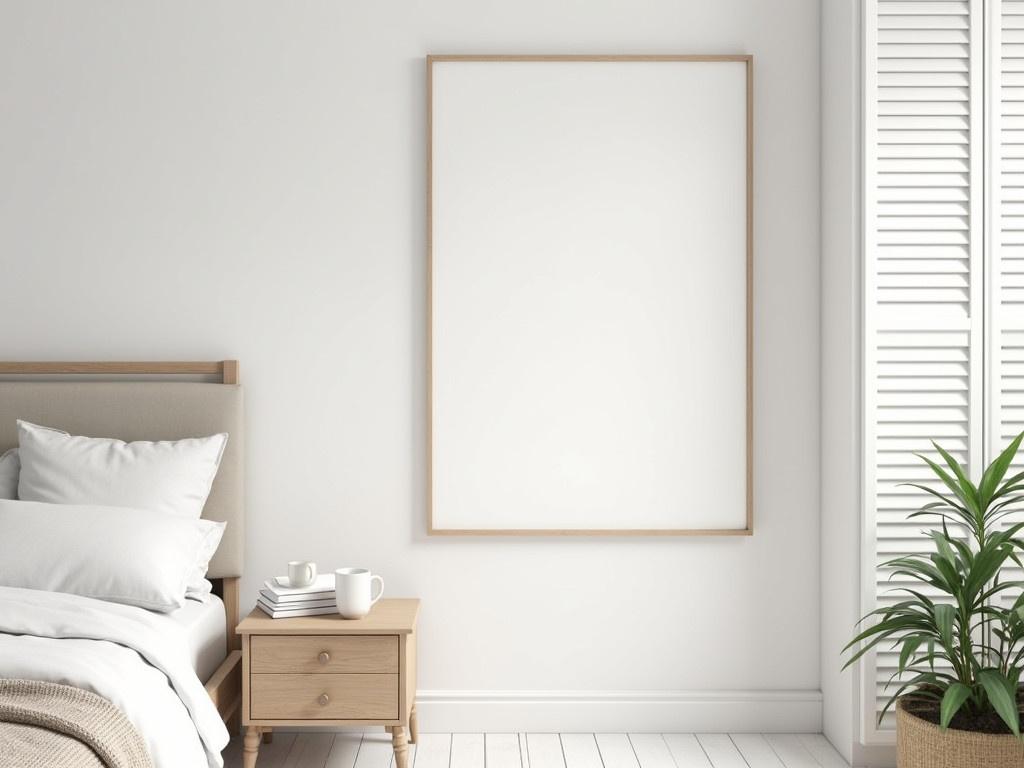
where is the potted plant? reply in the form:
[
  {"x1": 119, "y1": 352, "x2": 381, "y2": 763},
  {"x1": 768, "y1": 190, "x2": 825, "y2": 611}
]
[{"x1": 844, "y1": 434, "x2": 1024, "y2": 767}]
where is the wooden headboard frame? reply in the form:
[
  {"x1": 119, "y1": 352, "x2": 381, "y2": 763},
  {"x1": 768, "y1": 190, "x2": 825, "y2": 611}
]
[{"x1": 0, "y1": 360, "x2": 242, "y2": 653}]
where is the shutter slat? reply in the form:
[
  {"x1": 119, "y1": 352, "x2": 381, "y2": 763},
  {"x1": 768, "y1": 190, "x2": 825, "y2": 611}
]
[
  {"x1": 879, "y1": 86, "x2": 970, "y2": 100},
  {"x1": 880, "y1": 178, "x2": 968, "y2": 191},
  {"x1": 878, "y1": 214, "x2": 969, "y2": 228},
  {"x1": 879, "y1": 129, "x2": 969, "y2": 142},
  {"x1": 878, "y1": 3, "x2": 970, "y2": 17},
  {"x1": 878, "y1": 102, "x2": 969, "y2": 117},
  {"x1": 880, "y1": 44, "x2": 970, "y2": 58},
  {"x1": 879, "y1": 30, "x2": 970, "y2": 44},
  {"x1": 879, "y1": 59, "x2": 969, "y2": 72},
  {"x1": 879, "y1": 377, "x2": 969, "y2": 390},
  {"x1": 878, "y1": 145, "x2": 969, "y2": 158},
  {"x1": 880, "y1": 16, "x2": 969, "y2": 30},
  {"x1": 877, "y1": 258, "x2": 969, "y2": 271},
  {"x1": 877, "y1": 187, "x2": 969, "y2": 201},
  {"x1": 879, "y1": 71, "x2": 970, "y2": 85},
  {"x1": 878, "y1": 159, "x2": 970, "y2": 172},
  {"x1": 877, "y1": 229, "x2": 969, "y2": 243},
  {"x1": 880, "y1": 201, "x2": 970, "y2": 214},
  {"x1": 880, "y1": 115, "x2": 969, "y2": 129}
]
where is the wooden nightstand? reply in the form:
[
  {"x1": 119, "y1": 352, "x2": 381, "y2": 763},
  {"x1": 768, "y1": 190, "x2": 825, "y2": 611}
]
[{"x1": 236, "y1": 598, "x2": 419, "y2": 768}]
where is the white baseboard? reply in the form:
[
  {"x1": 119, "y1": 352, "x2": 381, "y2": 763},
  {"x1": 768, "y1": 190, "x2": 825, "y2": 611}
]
[{"x1": 414, "y1": 689, "x2": 823, "y2": 733}]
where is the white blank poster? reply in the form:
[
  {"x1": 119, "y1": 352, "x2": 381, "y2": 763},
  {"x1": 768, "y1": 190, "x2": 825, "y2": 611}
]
[{"x1": 429, "y1": 57, "x2": 751, "y2": 534}]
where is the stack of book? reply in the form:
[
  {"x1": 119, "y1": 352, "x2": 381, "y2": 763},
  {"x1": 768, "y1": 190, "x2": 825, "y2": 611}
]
[{"x1": 257, "y1": 575, "x2": 337, "y2": 619}]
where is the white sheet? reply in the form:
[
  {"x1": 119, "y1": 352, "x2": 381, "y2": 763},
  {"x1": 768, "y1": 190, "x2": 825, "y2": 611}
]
[
  {"x1": 164, "y1": 596, "x2": 228, "y2": 681},
  {"x1": 0, "y1": 586, "x2": 229, "y2": 768}
]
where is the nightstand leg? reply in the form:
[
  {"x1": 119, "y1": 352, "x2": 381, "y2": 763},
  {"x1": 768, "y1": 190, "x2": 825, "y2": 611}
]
[
  {"x1": 410, "y1": 705, "x2": 419, "y2": 744},
  {"x1": 392, "y1": 725, "x2": 409, "y2": 768},
  {"x1": 243, "y1": 726, "x2": 261, "y2": 768}
]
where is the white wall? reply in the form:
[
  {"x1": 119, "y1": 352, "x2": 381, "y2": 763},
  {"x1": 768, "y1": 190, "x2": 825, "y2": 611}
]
[
  {"x1": 819, "y1": 2, "x2": 896, "y2": 765},
  {"x1": 819, "y1": 0, "x2": 863, "y2": 762},
  {"x1": 0, "y1": 0, "x2": 822, "y2": 730}
]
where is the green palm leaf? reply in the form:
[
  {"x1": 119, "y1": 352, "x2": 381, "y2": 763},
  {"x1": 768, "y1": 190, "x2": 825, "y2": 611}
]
[
  {"x1": 933, "y1": 442, "x2": 981, "y2": 509},
  {"x1": 977, "y1": 669, "x2": 1021, "y2": 736},
  {"x1": 940, "y1": 683, "x2": 972, "y2": 729},
  {"x1": 980, "y1": 433, "x2": 1024, "y2": 505}
]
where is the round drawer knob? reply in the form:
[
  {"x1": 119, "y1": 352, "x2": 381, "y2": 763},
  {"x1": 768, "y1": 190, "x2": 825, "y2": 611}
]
[
  {"x1": 318, "y1": 651, "x2": 330, "y2": 665},
  {"x1": 318, "y1": 693, "x2": 330, "y2": 707}
]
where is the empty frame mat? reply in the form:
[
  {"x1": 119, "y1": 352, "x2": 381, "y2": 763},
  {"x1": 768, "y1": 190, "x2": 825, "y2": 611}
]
[{"x1": 429, "y1": 55, "x2": 752, "y2": 534}]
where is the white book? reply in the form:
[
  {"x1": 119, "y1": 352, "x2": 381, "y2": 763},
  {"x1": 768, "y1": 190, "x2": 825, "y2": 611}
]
[
  {"x1": 257, "y1": 597, "x2": 338, "y2": 619},
  {"x1": 261, "y1": 588, "x2": 335, "y2": 604},
  {"x1": 259, "y1": 589, "x2": 335, "y2": 609},
  {"x1": 262, "y1": 574, "x2": 335, "y2": 598}
]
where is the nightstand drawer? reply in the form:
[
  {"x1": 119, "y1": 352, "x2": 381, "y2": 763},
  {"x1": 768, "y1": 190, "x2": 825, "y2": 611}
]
[
  {"x1": 250, "y1": 673, "x2": 399, "y2": 719},
  {"x1": 251, "y1": 635, "x2": 398, "y2": 674}
]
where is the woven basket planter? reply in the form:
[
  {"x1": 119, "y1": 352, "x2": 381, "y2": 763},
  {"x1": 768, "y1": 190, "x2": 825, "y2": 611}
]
[{"x1": 897, "y1": 698, "x2": 1024, "y2": 768}]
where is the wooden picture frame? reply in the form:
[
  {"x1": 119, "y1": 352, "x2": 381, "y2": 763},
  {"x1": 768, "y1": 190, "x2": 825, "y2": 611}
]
[{"x1": 428, "y1": 55, "x2": 753, "y2": 536}]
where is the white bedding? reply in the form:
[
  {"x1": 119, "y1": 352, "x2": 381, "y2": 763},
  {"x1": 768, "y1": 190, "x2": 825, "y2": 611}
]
[
  {"x1": 0, "y1": 586, "x2": 229, "y2": 768},
  {"x1": 165, "y1": 595, "x2": 228, "y2": 681}
]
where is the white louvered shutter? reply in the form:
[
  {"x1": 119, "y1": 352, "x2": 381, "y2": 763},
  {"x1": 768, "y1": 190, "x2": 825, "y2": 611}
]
[
  {"x1": 864, "y1": 0, "x2": 982, "y2": 742},
  {"x1": 988, "y1": 1, "x2": 1024, "y2": 598}
]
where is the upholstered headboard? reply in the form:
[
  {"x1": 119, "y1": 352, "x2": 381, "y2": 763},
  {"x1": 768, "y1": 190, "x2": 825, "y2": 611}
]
[{"x1": 0, "y1": 362, "x2": 244, "y2": 579}]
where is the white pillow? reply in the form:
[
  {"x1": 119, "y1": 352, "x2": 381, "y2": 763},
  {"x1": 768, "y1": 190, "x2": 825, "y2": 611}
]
[
  {"x1": 16, "y1": 420, "x2": 227, "y2": 519},
  {"x1": 186, "y1": 520, "x2": 226, "y2": 602},
  {"x1": 0, "y1": 449, "x2": 18, "y2": 500},
  {"x1": 0, "y1": 499, "x2": 221, "y2": 612}
]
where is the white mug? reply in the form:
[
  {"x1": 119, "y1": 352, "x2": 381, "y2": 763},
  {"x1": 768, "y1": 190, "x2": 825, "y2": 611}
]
[
  {"x1": 288, "y1": 561, "x2": 317, "y2": 588},
  {"x1": 335, "y1": 568, "x2": 384, "y2": 619}
]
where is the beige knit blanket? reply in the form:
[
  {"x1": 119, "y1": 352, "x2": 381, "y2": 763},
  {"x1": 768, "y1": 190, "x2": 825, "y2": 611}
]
[{"x1": 0, "y1": 679, "x2": 153, "y2": 768}]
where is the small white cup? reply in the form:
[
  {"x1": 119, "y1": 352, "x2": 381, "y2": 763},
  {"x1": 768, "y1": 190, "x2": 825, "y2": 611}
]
[
  {"x1": 335, "y1": 568, "x2": 384, "y2": 619},
  {"x1": 287, "y1": 561, "x2": 317, "y2": 588}
]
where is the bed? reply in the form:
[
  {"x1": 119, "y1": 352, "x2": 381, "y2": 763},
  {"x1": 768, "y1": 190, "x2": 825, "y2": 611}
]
[{"x1": 0, "y1": 360, "x2": 244, "y2": 768}]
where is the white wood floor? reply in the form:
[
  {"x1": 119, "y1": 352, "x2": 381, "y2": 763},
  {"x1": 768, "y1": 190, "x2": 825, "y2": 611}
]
[{"x1": 223, "y1": 732, "x2": 850, "y2": 768}]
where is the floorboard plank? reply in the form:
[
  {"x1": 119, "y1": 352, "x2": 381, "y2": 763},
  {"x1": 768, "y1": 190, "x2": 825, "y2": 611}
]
[
  {"x1": 695, "y1": 734, "x2": 746, "y2": 768},
  {"x1": 244, "y1": 732, "x2": 297, "y2": 768},
  {"x1": 662, "y1": 734, "x2": 712, "y2": 768},
  {"x1": 763, "y1": 734, "x2": 820, "y2": 768},
  {"x1": 797, "y1": 734, "x2": 849, "y2": 768},
  {"x1": 520, "y1": 733, "x2": 531, "y2": 768},
  {"x1": 486, "y1": 733, "x2": 523, "y2": 768},
  {"x1": 595, "y1": 734, "x2": 640, "y2": 768},
  {"x1": 527, "y1": 734, "x2": 566, "y2": 768},
  {"x1": 353, "y1": 732, "x2": 395, "y2": 768},
  {"x1": 560, "y1": 734, "x2": 602, "y2": 768},
  {"x1": 451, "y1": 733, "x2": 485, "y2": 768},
  {"x1": 294, "y1": 734, "x2": 337, "y2": 768},
  {"x1": 280, "y1": 735, "x2": 304, "y2": 768},
  {"x1": 283, "y1": 734, "x2": 316, "y2": 768},
  {"x1": 325, "y1": 733, "x2": 363, "y2": 768},
  {"x1": 412, "y1": 734, "x2": 453, "y2": 768},
  {"x1": 730, "y1": 733, "x2": 784, "y2": 768},
  {"x1": 627, "y1": 734, "x2": 675, "y2": 768}
]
